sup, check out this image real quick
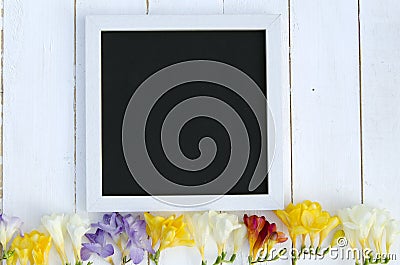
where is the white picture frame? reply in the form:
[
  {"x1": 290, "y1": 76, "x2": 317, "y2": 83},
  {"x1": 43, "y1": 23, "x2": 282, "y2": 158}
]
[{"x1": 85, "y1": 15, "x2": 284, "y2": 212}]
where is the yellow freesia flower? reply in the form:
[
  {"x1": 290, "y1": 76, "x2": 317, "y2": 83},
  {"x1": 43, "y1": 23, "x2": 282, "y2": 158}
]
[
  {"x1": 275, "y1": 200, "x2": 340, "y2": 249},
  {"x1": 10, "y1": 234, "x2": 34, "y2": 265},
  {"x1": 144, "y1": 212, "x2": 168, "y2": 248},
  {"x1": 319, "y1": 216, "x2": 340, "y2": 247},
  {"x1": 144, "y1": 213, "x2": 194, "y2": 251},
  {"x1": 274, "y1": 203, "x2": 308, "y2": 248},
  {"x1": 302, "y1": 200, "x2": 322, "y2": 211},
  {"x1": 301, "y1": 209, "x2": 329, "y2": 246},
  {"x1": 9, "y1": 230, "x2": 52, "y2": 265},
  {"x1": 159, "y1": 215, "x2": 194, "y2": 251},
  {"x1": 330, "y1": 229, "x2": 345, "y2": 247},
  {"x1": 32, "y1": 232, "x2": 52, "y2": 265}
]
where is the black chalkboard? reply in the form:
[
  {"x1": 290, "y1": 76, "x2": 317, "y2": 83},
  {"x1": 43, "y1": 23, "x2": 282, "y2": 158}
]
[{"x1": 101, "y1": 30, "x2": 268, "y2": 196}]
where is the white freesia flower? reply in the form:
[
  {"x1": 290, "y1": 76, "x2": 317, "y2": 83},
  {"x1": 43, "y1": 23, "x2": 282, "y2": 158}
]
[
  {"x1": 66, "y1": 213, "x2": 90, "y2": 261},
  {"x1": 338, "y1": 208, "x2": 359, "y2": 249},
  {"x1": 185, "y1": 212, "x2": 210, "y2": 261},
  {"x1": 342, "y1": 205, "x2": 376, "y2": 249},
  {"x1": 338, "y1": 205, "x2": 400, "y2": 256},
  {"x1": 233, "y1": 224, "x2": 247, "y2": 253},
  {"x1": 369, "y1": 208, "x2": 390, "y2": 253},
  {"x1": 41, "y1": 213, "x2": 68, "y2": 264},
  {"x1": 209, "y1": 211, "x2": 241, "y2": 254},
  {"x1": 385, "y1": 219, "x2": 400, "y2": 253},
  {"x1": 0, "y1": 214, "x2": 23, "y2": 250}
]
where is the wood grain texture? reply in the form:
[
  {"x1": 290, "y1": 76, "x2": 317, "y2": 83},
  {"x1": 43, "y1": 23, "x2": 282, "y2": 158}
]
[
  {"x1": 75, "y1": 0, "x2": 146, "y2": 213},
  {"x1": 2, "y1": 0, "x2": 400, "y2": 264},
  {"x1": 290, "y1": 0, "x2": 362, "y2": 210},
  {"x1": 3, "y1": 0, "x2": 75, "y2": 228},
  {"x1": 148, "y1": 0, "x2": 223, "y2": 14},
  {"x1": 0, "y1": 3, "x2": 3, "y2": 209},
  {"x1": 290, "y1": 1, "x2": 362, "y2": 263},
  {"x1": 360, "y1": 0, "x2": 400, "y2": 254}
]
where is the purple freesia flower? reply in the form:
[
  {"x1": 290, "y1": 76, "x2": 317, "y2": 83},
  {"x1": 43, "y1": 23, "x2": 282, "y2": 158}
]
[
  {"x1": 81, "y1": 229, "x2": 114, "y2": 261},
  {"x1": 92, "y1": 213, "x2": 125, "y2": 241},
  {"x1": 0, "y1": 214, "x2": 24, "y2": 249},
  {"x1": 125, "y1": 217, "x2": 154, "y2": 264},
  {"x1": 87, "y1": 213, "x2": 153, "y2": 265}
]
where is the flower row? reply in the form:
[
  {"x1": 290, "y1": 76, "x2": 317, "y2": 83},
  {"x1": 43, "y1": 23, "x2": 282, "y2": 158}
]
[{"x1": 0, "y1": 201, "x2": 399, "y2": 265}]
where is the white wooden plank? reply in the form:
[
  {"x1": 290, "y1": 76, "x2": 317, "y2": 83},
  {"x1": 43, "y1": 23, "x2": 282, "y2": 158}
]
[
  {"x1": 223, "y1": 1, "x2": 291, "y2": 264},
  {"x1": 3, "y1": 0, "x2": 75, "y2": 229},
  {"x1": 360, "y1": 0, "x2": 400, "y2": 256},
  {"x1": 148, "y1": 0, "x2": 223, "y2": 14},
  {"x1": 290, "y1": 1, "x2": 361, "y2": 264},
  {"x1": 75, "y1": 0, "x2": 146, "y2": 213},
  {"x1": 360, "y1": 0, "x2": 400, "y2": 219},
  {"x1": 291, "y1": 0, "x2": 361, "y2": 210},
  {"x1": 0, "y1": 2, "x2": 3, "y2": 211}
]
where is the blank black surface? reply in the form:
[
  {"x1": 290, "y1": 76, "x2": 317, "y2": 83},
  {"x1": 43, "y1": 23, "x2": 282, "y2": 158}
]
[{"x1": 101, "y1": 30, "x2": 268, "y2": 196}]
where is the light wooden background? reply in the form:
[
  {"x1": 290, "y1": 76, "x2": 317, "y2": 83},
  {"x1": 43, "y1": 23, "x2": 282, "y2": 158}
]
[{"x1": 2, "y1": 0, "x2": 400, "y2": 265}]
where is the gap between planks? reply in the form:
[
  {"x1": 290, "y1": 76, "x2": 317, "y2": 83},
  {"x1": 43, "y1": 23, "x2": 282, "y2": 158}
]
[
  {"x1": 0, "y1": 0, "x2": 4, "y2": 212},
  {"x1": 288, "y1": 3, "x2": 295, "y2": 265},
  {"x1": 73, "y1": 0, "x2": 78, "y2": 213},
  {"x1": 357, "y1": 0, "x2": 364, "y2": 204},
  {"x1": 288, "y1": 0, "x2": 294, "y2": 205}
]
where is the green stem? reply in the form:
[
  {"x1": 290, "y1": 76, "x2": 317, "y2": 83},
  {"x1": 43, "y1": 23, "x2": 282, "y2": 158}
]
[
  {"x1": 312, "y1": 247, "x2": 331, "y2": 257},
  {"x1": 122, "y1": 256, "x2": 132, "y2": 264},
  {"x1": 250, "y1": 249, "x2": 287, "y2": 264},
  {"x1": 221, "y1": 253, "x2": 236, "y2": 263},
  {"x1": 363, "y1": 255, "x2": 391, "y2": 265},
  {"x1": 2, "y1": 250, "x2": 14, "y2": 260},
  {"x1": 74, "y1": 260, "x2": 94, "y2": 265},
  {"x1": 213, "y1": 251, "x2": 234, "y2": 265},
  {"x1": 322, "y1": 247, "x2": 331, "y2": 257},
  {"x1": 213, "y1": 255, "x2": 222, "y2": 265},
  {"x1": 292, "y1": 249, "x2": 298, "y2": 265},
  {"x1": 150, "y1": 250, "x2": 161, "y2": 265}
]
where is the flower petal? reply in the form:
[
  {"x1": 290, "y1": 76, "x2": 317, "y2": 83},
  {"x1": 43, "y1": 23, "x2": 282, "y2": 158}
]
[
  {"x1": 100, "y1": 244, "x2": 115, "y2": 258},
  {"x1": 80, "y1": 246, "x2": 92, "y2": 261},
  {"x1": 130, "y1": 246, "x2": 145, "y2": 264}
]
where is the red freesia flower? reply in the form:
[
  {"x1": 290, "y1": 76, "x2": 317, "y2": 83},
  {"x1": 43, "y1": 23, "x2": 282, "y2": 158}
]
[
  {"x1": 252, "y1": 220, "x2": 270, "y2": 258},
  {"x1": 244, "y1": 215, "x2": 288, "y2": 261},
  {"x1": 243, "y1": 214, "x2": 266, "y2": 256}
]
